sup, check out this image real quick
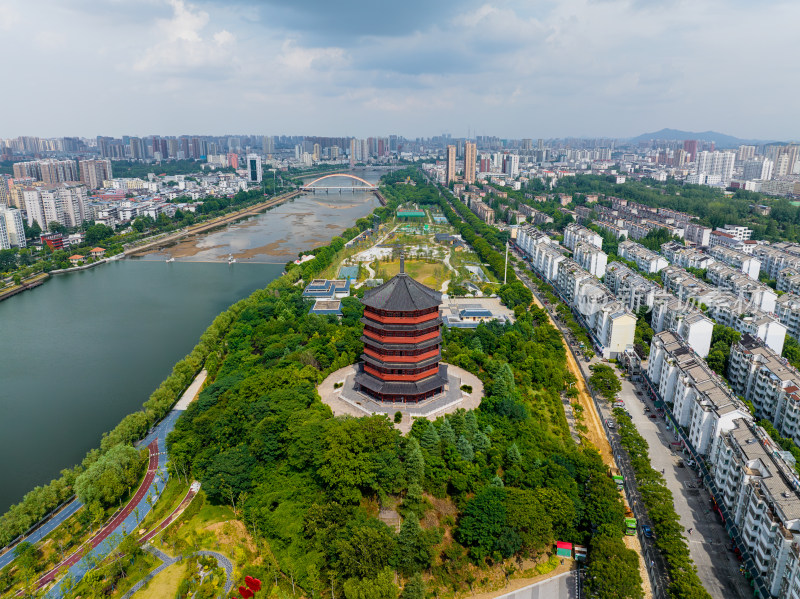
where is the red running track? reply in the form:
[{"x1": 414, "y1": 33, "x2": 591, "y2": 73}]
[
  {"x1": 32, "y1": 441, "x2": 159, "y2": 591},
  {"x1": 138, "y1": 486, "x2": 197, "y2": 545}
]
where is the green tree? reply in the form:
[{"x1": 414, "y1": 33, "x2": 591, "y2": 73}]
[
  {"x1": 399, "y1": 573, "x2": 424, "y2": 599},
  {"x1": 74, "y1": 444, "x2": 145, "y2": 507},
  {"x1": 337, "y1": 523, "x2": 397, "y2": 579},
  {"x1": 48, "y1": 221, "x2": 67, "y2": 234},
  {"x1": 420, "y1": 424, "x2": 440, "y2": 453},
  {"x1": 343, "y1": 567, "x2": 398, "y2": 599},
  {"x1": 84, "y1": 223, "x2": 114, "y2": 245},
  {"x1": 404, "y1": 438, "x2": 425, "y2": 484},
  {"x1": 456, "y1": 435, "x2": 474, "y2": 462},
  {"x1": 589, "y1": 364, "x2": 621, "y2": 400},
  {"x1": 585, "y1": 535, "x2": 643, "y2": 599},
  {"x1": 438, "y1": 419, "x2": 456, "y2": 445}
]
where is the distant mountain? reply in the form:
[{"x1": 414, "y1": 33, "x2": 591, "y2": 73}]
[{"x1": 629, "y1": 128, "x2": 767, "y2": 148}]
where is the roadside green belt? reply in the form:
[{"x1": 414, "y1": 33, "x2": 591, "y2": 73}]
[{"x1": 613, "y1": 408, "x2": 711, "y2": 599}]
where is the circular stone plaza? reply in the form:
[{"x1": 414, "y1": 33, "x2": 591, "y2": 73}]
[{"x1": 317, "y1": 261, "x2": 483, "y2": 432}]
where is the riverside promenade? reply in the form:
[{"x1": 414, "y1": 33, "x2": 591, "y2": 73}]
[{"x1": 19, "y1": 370, "x2": 208, "y2": 598}]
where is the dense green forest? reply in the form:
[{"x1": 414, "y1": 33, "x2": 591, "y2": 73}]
[
  {"x1": 166, "y1": 169, "x2": 644, "y2": 599},
  {"x1": 166, "y1": 285, "x2": 641, "y2": 599}
]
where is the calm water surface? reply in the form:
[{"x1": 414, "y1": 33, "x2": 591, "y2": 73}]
[{"x1": 0, "y1": 172, "x2": 380, "y2": 513}]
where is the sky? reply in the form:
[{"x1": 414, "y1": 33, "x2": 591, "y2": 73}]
[{"x1": 1, "y1": 0, "x2": 798, "y2": 140}]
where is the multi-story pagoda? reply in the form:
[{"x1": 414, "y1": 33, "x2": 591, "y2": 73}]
[{"x1": 354, "y1": 261, "x2": 449, "y2": 403}]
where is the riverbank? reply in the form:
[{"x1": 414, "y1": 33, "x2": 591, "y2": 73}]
[
  {"x1": 0, "y1": 273, "x2": 49, "y2": 303},
  {"x1": 125, "y1": 189, "x2": 301, "y2": 257}
]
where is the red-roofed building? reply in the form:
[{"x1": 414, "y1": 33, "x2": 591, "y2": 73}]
[
  {"x1": 90, "y1": 247, "x2": 106, "y2": 258},
  {"x1": 69, "y1": 255, "x2": 83, "y2": 266}
]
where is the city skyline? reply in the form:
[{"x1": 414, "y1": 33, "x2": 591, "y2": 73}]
[{"x1": 2, "y1": 0, "x2": 799, "y2": 140}]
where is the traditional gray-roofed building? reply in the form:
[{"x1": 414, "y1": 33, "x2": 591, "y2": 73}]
[{"x1": 355, "y1": 264, "x2": 448, "y2": 403}]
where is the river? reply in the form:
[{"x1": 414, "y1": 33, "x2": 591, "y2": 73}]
[{"x1": 0, "y1": 171, "x2": 381, "y2": 514}]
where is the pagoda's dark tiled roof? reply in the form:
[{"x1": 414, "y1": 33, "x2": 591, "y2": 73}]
[
  {"x1": 355, "y1": 365, "x2": 449, "y2": 395},
  {"x1": 361, "y1": 316, "x2": 443, "y2": 331},
  {"x1": 361, "y1": 353, "x2": 441, "y2": 371},
  {"x1": 361, "y1": 336, "x2": 440, "y2": 352},
  {"x1": 361, "y1": 273, "x2": 441, "y2": 311}
]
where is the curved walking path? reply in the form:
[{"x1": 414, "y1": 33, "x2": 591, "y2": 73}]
[
  {"x1": 29, "y1": 370, "x2": 208, "y2": 598},
  {"x1": 28, "y1": 440, "x2": 160, "y2": 595},
  {"x1": 120, "y1": 547, "x2": 233, "y2": 599},
  {"x1": 138, "y1": 483, "x2": 200, "y2": 545}
]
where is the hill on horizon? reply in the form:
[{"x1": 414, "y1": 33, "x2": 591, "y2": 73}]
[{"x1": 629, "y1": 128, "x2": 773, "y2": 148}]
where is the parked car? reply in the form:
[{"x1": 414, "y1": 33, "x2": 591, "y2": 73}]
[
  {"x1": 642, "y1": 525, "x2": 654, "y2": 538},
  {"x1": 644, "y1": 406, "x2": 651, "y2": 413},
  {"x1": 606, "y1": 419, "x2": 616, "y2": 429},
  {"x1": 686, "y1": 459, "x2": 697, "y2": 468},
  {"x1": 648, "y1": 414, "x2": 658, "y2": 419}
]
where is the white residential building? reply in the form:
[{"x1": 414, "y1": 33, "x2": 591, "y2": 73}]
[
  {"x1": 778, "y1": 269, "x2": 800, "y2": 295},
  {"x1": 706, "y1": 262, "x2": 777, "y2": 313},
  {"x1": 660, "y1": 241, "x2": 716, "y2": 270},
  {"x1": 528, "y1": 242, "x2": 566, "y2": 284},
  {"x1": 650, "y1": 294, "x2": 714, "y2": 358},
  {"x1": 0, "y1": 207, "x2": 26, "y2": 248},
  {"x1": 596, "y1": 221, "x2": 629, "y2": 240},
  {"x1": 563, "y1": 223, "x2": 602, "y2": 251},
  {"x1": 618, "y1": 240, "x2": 668, "y2": 273},
  {"x1": 516, "y1": 225, "x2": 551, "y2": 258},
  {"x1": 647, "y1": 331, "x2": 751, "y2": 456},
  {"x1": 728, "y1": 334, "x2": 800, "y2": 445},
  {"x1": 742, "y1": 159, "x2": 774, "y2": 182},
  {"x1": 720, "y1": 224, "x2": 753, "y2": 241},
  {"x1": 555, "y1": 259, "x2": 636, "y2": 359},
  {"x1": 695, "y1": 151, "x2": 736, "y2": 184},
  {"x1": 754, "y1": 246, "x2": 800, "y2": 281},
  {"x1": 556, "y1": 259, "x2": 593, "y2": 306},
  {"x1": 604, "y1": 262, "x2": 661, "y2": 313},
  {"x1": 709, "y1": 230, "x2": 754, "y2": 254},
  {"x1": 708, "y1": 418, "x2": 800, "y2": 598},
  {"x1": 776, "y1": 294, "x2": 800, "y2": 342},
  {"x1": 22, "y1": 184, "x2": 88, "y2": 229},
  {"x1": 661, "y1": 265, "x2": 716, "y2": 302},
  {"x1": 708, "y1": 245, "x2": 761, "y2": 280},
  {"x1": 574, "y1": 242, "x2": 608, "y2": 278},
  {"x1": 706, "y1": 291, "x2": 786, "y2": 355},
  {"x1": 684, "y1": 222, "x2": 712, "y2": 247}
]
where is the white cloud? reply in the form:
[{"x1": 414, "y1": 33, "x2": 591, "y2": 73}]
[
  {"x1": 133, "y1": 0, "x2": 237, "y2": 75},
  {"x1": 0, "y1": 1, "x2": 20, "y2": 31},
  {"x1": 1, "y1": 0, "x2": 799, "y2": 139}
]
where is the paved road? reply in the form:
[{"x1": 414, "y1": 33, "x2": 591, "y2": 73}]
[
  {"x1": 33, "y1": 440, "x2": 160, "y2": 594},
  {"x1": 613, "y1": 376, "x2": 751, "y2": 599},
  {"x1": 0, "y1": 499, "x2": 83, "y2": 570},
  {"x1": 494, "y1": 572, "x2": 577, "y2": 599}
]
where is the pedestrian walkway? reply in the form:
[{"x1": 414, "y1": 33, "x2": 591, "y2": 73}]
[
  {"x1": 37, "y1": 370, "x2": 207, "y2": 598},
  {"x1": 491, "y1": 571, "x2": 577, "y2": 599},
  {"x1": 120, "y1": 546, "x2": 232, "y2": 599},
  {"x1": 0, "y1": 499, "x2": 82, "y2": 570}
]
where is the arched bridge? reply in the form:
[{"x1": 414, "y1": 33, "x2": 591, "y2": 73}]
[{"x1": 301, "y1": 173, "x2": 378, "y2": 192}]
